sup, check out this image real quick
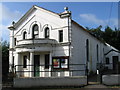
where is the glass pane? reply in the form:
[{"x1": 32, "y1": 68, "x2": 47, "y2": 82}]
[
  {"x1": 59, "y1": 30, "x2": 63, "y2": 42},
  {"x1": 45, "y1": 54, "x2": 49, "y2": 69},
  {"x1": 23, "y1": 56, "x2": 27, "y2": 68},
  {"x1": 45, "y1": 27, "x2": 49, "y2": 38},
  {"x1": 53, "y1": 59, "x2": 60, "y2": 68},
  {"x1": 61, "y1": 59, "x2": 68, "y2": 68},
  {"x1": 34, "y1": 25, "x2": 38, "y2": 31}
]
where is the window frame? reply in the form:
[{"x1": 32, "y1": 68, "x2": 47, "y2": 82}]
[
  {"x1": 14, "y1": 38, "x2": 16, "y2": 46},
  {"x1": 52, "y1": 56, "x2": 69, "y2": 70},
  {"x1": 59, "y1": 30, "x2": 63, "y2": 42},
  {"x1": 23, "y1": 56, "x2": 27, "y2": 68},
  {"x1": 45, "y1": 27, "x2": 49, "y2": 38},
  {"x1": 86, "y1": 39, "x2": 89, "y2": 62},
  {"x1": 23, "y1": 31, "x2": 27, "y2": 39},
  {"x1": 32, "y1": 24, "x2": 39, "y2": 39},
  {"x1": 106, "y1": 57, "x2": 109, "y2": 64},
  {"x1": 97, "y1": 44, "x2": 99, "y2": 62},
  {"x1": 45, "y1": 54, "x2": 50, "y2": 69}
]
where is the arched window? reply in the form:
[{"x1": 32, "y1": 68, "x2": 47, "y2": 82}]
[
  {"x1": 45, "y1": 27, "x2": 49, "y2": 38},
  {"x1": 23, "y1": 31, "x2": 27, "y2": 39},
  {"x1": 86, "y1": 39, "x2": 89, "y2": 62},
  {"x1": 97, "y1": 44, "x2": 99, "y2": 62},
  {"x1": 32, "y1": 24, "x2": 39, "y2": 39}
]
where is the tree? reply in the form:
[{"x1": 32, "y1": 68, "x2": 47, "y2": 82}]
[
  {"x1": 86, "y1": 26, "x2": 120, "y2": 51},
  {"x1": 2, "y1": 40, "x2": 9, "y2": 81},
  {"x1": 2, "y1": 41, "x2": 9, "y2": 59},
  {"x1": 86, "y1": 25, "x2": 104, "y2": 41}
]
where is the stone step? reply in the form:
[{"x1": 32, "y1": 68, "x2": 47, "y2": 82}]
[{"x1": 88, "y1": 82, "x2": 100, "y2": 85}]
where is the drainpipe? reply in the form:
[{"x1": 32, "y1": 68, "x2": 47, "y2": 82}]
[{"x1": 68, "y1": 11, "x2": 71, "y2": 76}]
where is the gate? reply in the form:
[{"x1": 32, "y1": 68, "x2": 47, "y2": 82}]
[{"x1": 87, "y1": 63, "x2": 103, "y2": 84}]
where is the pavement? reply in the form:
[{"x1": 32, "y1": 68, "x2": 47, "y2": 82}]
[
  {"x1": 84, "y1": 84, "x2": 108, "y2": 88},
  {"x1": 0, "y1": 84, "x2": 2, "y2": 90},
  {"x1": 85, "y1": 71, "x2": 108, "y2": 88}
]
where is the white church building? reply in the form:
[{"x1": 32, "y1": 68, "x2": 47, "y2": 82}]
[{"x1": 8, "y1": 5, "x2": 120, "y2": 78}]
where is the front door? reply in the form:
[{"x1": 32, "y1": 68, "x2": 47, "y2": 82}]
[
  {"x1": 34, "y1": 55, "x2": 40, "y2": 77},
  {"x1": 112, "y1": 56, "x2": 118, "y2": 70}
]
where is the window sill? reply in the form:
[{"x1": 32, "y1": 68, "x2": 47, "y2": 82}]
[
  {"x1": 23, "y1": 68, "x2": 28, "y2": 70},
  {"x1": 53, "y1": 68, "x2": 69, "y2": 71}
]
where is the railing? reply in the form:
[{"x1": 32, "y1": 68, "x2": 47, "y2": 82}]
[
  {"x1": 97, "y1": 63, "x2": 113, "y2": 69},
  {"x1": 14, "y1": 64, "x2": 86, "y2": 77}
]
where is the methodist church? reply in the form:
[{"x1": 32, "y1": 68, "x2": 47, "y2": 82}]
[{"x1": 8, "y1": 5, "x2": 120, "y2": 79}]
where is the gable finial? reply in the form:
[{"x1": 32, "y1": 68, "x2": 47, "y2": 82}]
[
  {"x1": 64, "y1": 7, "x2": 68, "y2": 11},
  {"x1": 12, "y1": 21, "x2": 15, "y2": 25}
]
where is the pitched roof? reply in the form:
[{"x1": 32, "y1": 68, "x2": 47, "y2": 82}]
[{"x1": 72, "y1": 20, "x2": 106, "y2": 44}]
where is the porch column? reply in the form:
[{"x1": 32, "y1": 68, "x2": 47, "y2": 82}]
[
  {"x1": 16, "y1": 52, "x2": 21, "y2": 77},
  {"x1": 30, "y1": 52, "x2": 34, "y2": 77}
]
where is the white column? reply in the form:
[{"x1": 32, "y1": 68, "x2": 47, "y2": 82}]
[
  {"x1": 9, "y1": 51, "x2": 13, "y2": 72},
  {"x1": 16, "y1": 53, "x2": 20, "y2": 77},
  {"x1": 30, "y1": 52, "x2": 34, "y2": 77},
  {"x1": 10, "y1": 30, "x2": 14, "y2": 48}
]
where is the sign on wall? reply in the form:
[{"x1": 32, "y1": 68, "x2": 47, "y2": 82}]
[{"x1": 52, "y1": 56, "x2": 69, "y2": 69}]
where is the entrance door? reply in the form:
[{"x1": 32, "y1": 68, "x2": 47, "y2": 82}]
[
  {"x1": 34, "y1": 55, "x2": 40, "y2": 77},
  {"x1": 112, "y1": 56, "x2": 118, "y2": 70}
]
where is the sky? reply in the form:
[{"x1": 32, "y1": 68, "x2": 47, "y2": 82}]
[{"x1": 1, "y1": 2, "x2": 119, "y2": 41}]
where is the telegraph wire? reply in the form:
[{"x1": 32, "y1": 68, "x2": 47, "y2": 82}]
[{"x1": 108, "y1": 2, "x2": 113, "y2": 26}]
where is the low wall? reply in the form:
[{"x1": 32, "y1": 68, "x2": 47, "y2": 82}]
[
  {"x1": 102, "y1": 74, "x2": 120, "y2": 85},
  {"x1": 14, "y1": 76, "x2": 87, "y2": 88}
]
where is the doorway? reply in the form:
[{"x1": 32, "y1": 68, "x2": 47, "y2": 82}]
[
  {"x1": 112, "y1": 56, "x2": 118, "y2": 70},
  {"x1": 34, "y1": 55, "x2": 40, "y2": 77}
]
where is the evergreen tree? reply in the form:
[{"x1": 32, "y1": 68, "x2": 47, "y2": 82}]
[
  {"x1": 86, "y1": 26, "x2": 120, "y2": 51},
  {"x1": 2, "y1": 40, "x2": 9, "y2": 80}
]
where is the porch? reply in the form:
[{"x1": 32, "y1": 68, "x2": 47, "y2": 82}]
[
  {"x1": 15, "y1": 64, "x2": 86, "y2": 77},
  {"x1": 15, "y1": 52, "x2": 53, "y2": 77},
  {"x1": 14, "y1": 52, "x2": 86, "y2": 78}
]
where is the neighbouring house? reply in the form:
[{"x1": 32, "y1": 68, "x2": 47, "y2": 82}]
[{"x1": 8, "y1": 5, "x2": 120, "y2": 79}]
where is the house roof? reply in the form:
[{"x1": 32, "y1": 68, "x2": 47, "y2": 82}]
[
  {"x1": 72, "y1": 20, "x2": 120, "y2": 51},
  {"x1": 71, "y1": 20, "x2": 106, "y2": 44}
]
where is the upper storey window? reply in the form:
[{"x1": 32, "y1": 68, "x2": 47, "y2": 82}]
[
  {"x1": 59, "y1": 30, "x2": 63, "y2": 42},
  {"x1": 45, "y1": 27, "x2": 49, "y2": 38},
  {"x1": 14, "y1": 38, "x2": 16, "y2": 46},
  {"x1": 32, "y1": 24, "x2": 39, "y2": 39},
  {"x1": 23, "y1": 31, "x2": 27, "y2": 39}
]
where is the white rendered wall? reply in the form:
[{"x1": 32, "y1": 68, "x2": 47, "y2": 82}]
[
  {"x1": 104, "y1": 44, "x2": 120, "y2": 69},
  {"x1": 9, "y1": 7, "x2": 70, "y2": 75},
  {"x1": 13, "y1": 76, "x2": 87, "y2": 88},
  {"x1": 71, "y1": 22, "x2": 105, "y2": 75},
  {"x1": 13, "y1": 9, "x2": 69, "y2": 43}
]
